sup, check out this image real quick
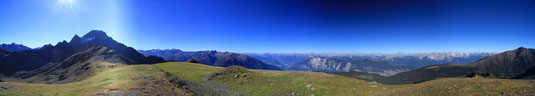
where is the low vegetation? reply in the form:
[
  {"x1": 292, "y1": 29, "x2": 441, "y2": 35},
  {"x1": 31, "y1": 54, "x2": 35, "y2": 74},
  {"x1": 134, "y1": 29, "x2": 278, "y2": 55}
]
[
  {"x1": 156, "y1": 62, "x2": 535, "y2": 96},
  {"x1": 156, "y1": 62, "x2": 393, "y2": 96},
  {"x1": 385, "y1": 78, "x2": 535, "y2": 95},
  {"x1": 0, "y1": 64, "x2": 188, "y2": 95}
]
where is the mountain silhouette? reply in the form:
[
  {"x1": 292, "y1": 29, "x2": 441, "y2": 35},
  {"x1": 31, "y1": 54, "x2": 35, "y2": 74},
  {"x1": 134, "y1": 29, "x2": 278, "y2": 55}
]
[
  {"x1": 0, "y1": 43, "x2": 31, "y2": 52},
  {"x1": 70, "y1": 30, "x2": 149, "y2": 63},
  {"x1": 0, "y1": 30, "x2": 164, "y2": 77}
]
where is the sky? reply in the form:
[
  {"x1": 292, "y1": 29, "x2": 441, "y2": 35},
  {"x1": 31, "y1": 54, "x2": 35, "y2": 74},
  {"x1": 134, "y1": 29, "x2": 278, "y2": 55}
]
[{"x1": 0, "y1": 0, "x2": 534, "y2": 53}]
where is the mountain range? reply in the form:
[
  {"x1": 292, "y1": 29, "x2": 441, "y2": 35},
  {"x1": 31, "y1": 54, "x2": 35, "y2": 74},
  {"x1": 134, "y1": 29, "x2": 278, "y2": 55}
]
[
  {"x1": 0, "y1": 30, "x2": 165, "y2": 83},
  {"x1": 138, "y1": 49, "x2": 281, "y2": 70},
  {"x1": 336, "y1": 47, "x2": 535, "y2": 84},
  {"x1": 247, "y1": 53, "x2": 493, "y2": 68},
  {"x1": 290, "y1": 57, "x2": 415, "y2": 76},
  {"x1": 245, "y1": 52, "x2": 492, "y2": 76},
  {"x1": 245, "y1": 53, "x2": 311, "y2": 69},
  {"x1": 0, "y1": 43, "x2": 31, "y2": 52}
]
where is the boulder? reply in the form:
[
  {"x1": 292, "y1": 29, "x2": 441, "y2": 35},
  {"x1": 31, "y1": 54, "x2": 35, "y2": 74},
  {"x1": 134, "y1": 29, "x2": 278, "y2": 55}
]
[
  {"x1": 143, "y1": 55, "x2": 166, "y2": 64},
  {"x1": 466, "y1": 71, "x2": 494, "y2": 78},
  {"x1": 165, "y1": 60, "x2": 176, "y2": 62},
  {"x1": 186, "y1": 59, "x2": 199, "y2": 63}
]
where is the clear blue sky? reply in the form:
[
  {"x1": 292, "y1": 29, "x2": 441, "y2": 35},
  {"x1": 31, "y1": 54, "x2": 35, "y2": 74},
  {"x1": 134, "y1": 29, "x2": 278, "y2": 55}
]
[{"x1": 1, "y1": 0, "x2": 534, "y2": 53}]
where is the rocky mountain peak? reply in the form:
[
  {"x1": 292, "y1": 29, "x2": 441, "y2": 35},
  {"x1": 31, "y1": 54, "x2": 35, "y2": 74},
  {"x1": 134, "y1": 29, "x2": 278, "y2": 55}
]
[
  {"x1": 83, "y1": 30, "x2": 108, "y2": 38},
  {"x1": 70, "y1": 35, "x2": 82, "y2": 43},
  {"x1": 517, "y1": 47, "x2": 527, "y2": 50},
  {"x1": 55, "y1": 40, "x2": 70, "y2": 47},
  {"x1": 515, "y1": 47, "x2": 531, "y2": 55}
]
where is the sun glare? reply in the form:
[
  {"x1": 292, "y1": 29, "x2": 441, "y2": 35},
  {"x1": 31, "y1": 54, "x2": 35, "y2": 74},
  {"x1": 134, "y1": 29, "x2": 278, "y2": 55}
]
[{"x1": 57, "y1": 0, "x2": 75, "y2": 9}]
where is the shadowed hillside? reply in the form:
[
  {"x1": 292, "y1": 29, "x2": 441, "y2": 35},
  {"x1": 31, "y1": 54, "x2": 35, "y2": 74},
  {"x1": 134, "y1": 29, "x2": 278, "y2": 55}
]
[{"x1": 515, "y1": 66, "x2": 535, "y2": 79}]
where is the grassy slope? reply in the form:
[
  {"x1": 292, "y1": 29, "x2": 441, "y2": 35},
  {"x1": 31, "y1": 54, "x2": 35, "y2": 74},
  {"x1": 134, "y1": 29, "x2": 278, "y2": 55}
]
[
  {"x1": 0, "y1": 65, "x2": 167, "y2": 96},
  {"x1": 386, "y1": 78, "x2": 535, "y2": 95},
  {"x1": 156, "y1": 62, "x2": 393, "y2": 96},
  {"x1": 156, "y1": 62, "x2": 535, "y2": 96}
]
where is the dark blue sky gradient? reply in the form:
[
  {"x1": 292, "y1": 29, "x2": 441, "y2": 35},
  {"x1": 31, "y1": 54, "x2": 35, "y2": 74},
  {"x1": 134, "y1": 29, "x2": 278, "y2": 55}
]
[{"x1": 1, "y1": 0, "x2": 535, "y2": 53}]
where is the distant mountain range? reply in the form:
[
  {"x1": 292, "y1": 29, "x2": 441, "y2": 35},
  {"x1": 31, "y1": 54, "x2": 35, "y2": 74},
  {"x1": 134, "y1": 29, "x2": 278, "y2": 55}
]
[
  {"x1": 380, "y1": 52, "x2": 494, "y2": 67},
  {"x1": 245, "y1": 52, "x2": 492, "y2": 76},
  {"x1": 336, "y1": 47, "x2": 535, "y2": 84},
  {"x1": 0, "y1": 30, "x2": 165, "y2": 83},
  {"x1": 244, "y1": 53, "x2": 310, "y2": 69},
  {"x1": 0, "y1": 43, "x2": 31, "y2": 52},
  {"x1": 290, "y1": 57, "x2": 415, "y2": 76},
  {"x1": 247, "y1": 53, "x2": 493, "y2": 68},
  {"x1": 138, "y1": 49, "x2": 281, "y2": 70}
]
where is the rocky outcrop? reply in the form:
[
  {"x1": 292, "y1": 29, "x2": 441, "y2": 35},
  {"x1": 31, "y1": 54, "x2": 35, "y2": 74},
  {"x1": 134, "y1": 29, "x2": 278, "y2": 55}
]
[{"x1": 465, "y1": 71, "x2": 494, "y2": 78}]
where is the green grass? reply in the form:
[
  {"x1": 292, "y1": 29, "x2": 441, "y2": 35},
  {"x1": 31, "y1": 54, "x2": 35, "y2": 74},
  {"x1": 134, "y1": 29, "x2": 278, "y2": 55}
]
[
  {"x1": 156, "y1": 62, "x2": 535, "y2": 96},
  {"x1": 0, "y1": 64, "x2": 167, "y2": 96},
  {"x1": 154, "y1": 62, "x2": 224, "y2": 83},
  {"x1": 387, "y1": 78, "x2": 535, "y2": 95},
  {"x1": 156, "y1": 62, "x2": 394, "y2": 96}
]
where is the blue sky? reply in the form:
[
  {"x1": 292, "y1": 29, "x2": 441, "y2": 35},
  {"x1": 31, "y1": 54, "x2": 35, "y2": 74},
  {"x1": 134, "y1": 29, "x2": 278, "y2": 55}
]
[{"x1": 1, "y1": 0, "x2": 535, "y2": 53}]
